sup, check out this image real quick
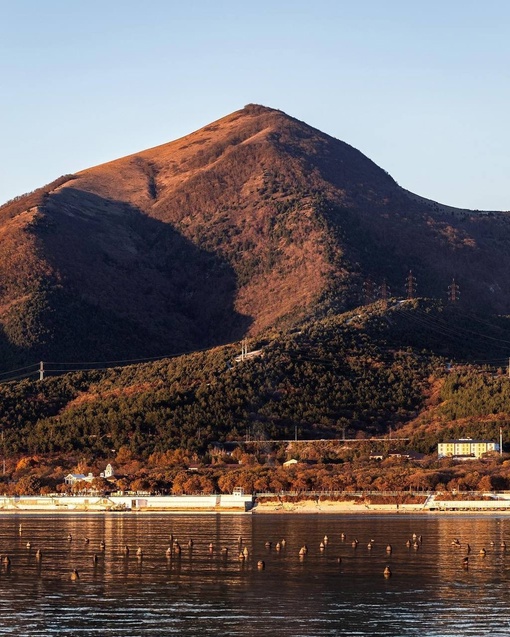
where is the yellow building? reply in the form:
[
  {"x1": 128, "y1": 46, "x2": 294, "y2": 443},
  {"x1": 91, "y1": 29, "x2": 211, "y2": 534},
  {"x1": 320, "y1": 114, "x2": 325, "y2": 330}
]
[{"x1": 438, "y1": 438, "x2": 499, "y2": 460}]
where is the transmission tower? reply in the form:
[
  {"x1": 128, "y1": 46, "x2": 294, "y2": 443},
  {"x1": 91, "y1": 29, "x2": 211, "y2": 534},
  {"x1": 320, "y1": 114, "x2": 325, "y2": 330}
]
[
  {"x1": 448, "y1": 278, "x2": 460, "y2": 303},
  {"x1": 362, "y1": 278, "x2": 375, "y2": 305},
  {"x1": 379, "y1": 279, "x2": 390, "y2": 309},
  {"x1": 406, "y1": 270, "x2": 416, "y2": 299}
]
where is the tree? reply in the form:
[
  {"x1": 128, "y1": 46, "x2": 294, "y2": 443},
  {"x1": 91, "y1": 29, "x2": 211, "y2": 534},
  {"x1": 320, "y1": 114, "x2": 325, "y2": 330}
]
[
  {"x1": 477, "y1": 475, "x2": 494, "y2": 492},
  {"x1": 91, "y1": 477, "x2": 112, "y2": 494},
  {"x1": 14, "y1": 475, "x2": 41, "y2": 495},
  {"x1": 130, "y1": 477, "x2": 152, "y2": 493}
]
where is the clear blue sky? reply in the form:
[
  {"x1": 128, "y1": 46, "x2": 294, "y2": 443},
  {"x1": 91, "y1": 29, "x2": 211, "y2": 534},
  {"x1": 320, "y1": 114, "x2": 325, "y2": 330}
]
[{"x1": 1, "y1": 0, "x2": 510, "y2": 209}]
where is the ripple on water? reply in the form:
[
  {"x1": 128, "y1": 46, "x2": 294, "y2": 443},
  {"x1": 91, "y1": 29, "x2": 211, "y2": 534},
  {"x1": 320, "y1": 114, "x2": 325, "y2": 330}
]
[{"x1": 0, "y1": 514, "x2": 509, "y2": 636}]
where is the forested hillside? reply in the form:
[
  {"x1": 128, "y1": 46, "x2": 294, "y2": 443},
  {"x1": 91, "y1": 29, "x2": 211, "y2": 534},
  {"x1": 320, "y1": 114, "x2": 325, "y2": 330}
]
[{"x1": 1, "y1": 299, "x2": 510, "y2": 494}]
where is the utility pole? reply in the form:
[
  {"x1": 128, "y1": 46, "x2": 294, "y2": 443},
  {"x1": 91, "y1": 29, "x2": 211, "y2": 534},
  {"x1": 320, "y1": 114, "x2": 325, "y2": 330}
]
[
  {"x1": 500, "y1": 427, "x2": 503, "y2": 456},
  {"x1": 39, "y1": 361, "x2": 44, "y2": 381}
]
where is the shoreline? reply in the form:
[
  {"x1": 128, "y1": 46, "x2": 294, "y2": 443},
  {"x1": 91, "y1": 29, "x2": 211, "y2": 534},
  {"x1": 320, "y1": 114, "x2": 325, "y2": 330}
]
[
  {"x1": 2, "y1": 495, "x2": 510, "y2": 515},
  {"x1": 2, "y1": 505, "x2": 510, "y2": 515},
  {"x1": 252, "y1": 500, "x2": 425, "y2": 514},
  {"x1": 252, "y1": 499, "x2": 510, "y2": 515}
]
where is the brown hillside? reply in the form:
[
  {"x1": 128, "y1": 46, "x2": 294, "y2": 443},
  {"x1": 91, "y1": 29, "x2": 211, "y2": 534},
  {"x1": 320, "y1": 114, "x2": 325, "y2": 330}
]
[{"x1": 1, "y1": 104, "x2": 510, "y2": 367}]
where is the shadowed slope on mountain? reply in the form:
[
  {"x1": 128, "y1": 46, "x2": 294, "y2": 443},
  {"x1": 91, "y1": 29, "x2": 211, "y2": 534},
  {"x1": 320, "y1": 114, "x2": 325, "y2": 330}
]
[{"x1": 0, "y1": 188, "x2": 249, "y2": 365}]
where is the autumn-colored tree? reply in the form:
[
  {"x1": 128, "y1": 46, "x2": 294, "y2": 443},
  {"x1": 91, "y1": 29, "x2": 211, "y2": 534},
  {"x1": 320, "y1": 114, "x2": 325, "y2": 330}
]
[
  {"x1": 477, "y1": 474, "x2": 494, "y2": 492},
  {"x1": 217, "y1": 471, "x2": 255, "y2": 494},
  {"x1": 130, "y1": 477, "x2": 152, "y2": 493},
  {"x1": 14, "y1": 475, "x2": 42, "y2": 495},
  {"x1": 171, "y1": 471, "x2": 189, "y2": 494},
  {"x1": 71, "y1": 479, "x2": 91, "y2": 494},
  {"x1": 91, "y1": 477, "x2": 112, "y2": 493},
  {"x1": 113, "y1": 477, "x2": 130, "y2": 492},
  {"x1": 115, "y1": 446, "x2": 133, "y2": 465}
]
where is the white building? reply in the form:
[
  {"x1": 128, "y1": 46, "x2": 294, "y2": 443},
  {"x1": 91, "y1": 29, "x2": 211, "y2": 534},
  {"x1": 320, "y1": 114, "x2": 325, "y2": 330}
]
[
  {"x1": 100, "y1": 464, "x2": 115, "y2": 478},
  {"x1": 64, "y1": 464, "x2": 115, "y2": 486},
  {"x1": 64, "y1": 472, "x2": 94, "y2": 486}
]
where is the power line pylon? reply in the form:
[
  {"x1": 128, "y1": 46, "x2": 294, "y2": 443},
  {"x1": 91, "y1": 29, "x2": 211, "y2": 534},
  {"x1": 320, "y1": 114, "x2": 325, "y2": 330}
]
[
  {"x1": 406, "y1": 270, "x2": 416, "y2": 300},
  {"x1": 448, "y1": 278, "x2": 460, "y2": 303},
  {"x1": 362, "y1": 278, "x2": 375, "y2": 305},
  {"x1": 379, "y1": 279, "x2": 390, "y2": 309}
]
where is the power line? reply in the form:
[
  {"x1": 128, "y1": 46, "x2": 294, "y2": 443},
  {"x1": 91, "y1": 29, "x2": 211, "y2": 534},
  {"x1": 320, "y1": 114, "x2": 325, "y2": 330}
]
[
  {"x1": 3, "y1": 296, "x2": 510, "y2": 385},
  {"x1": 0, "y1": 370, "x2": 40, "y2": 383},
  {"x1": 399, "y1": 304, "x2": 510, "y2": 348},
  {"x1": 0, "y1": 363, "x2": 39, "y2": 378}
]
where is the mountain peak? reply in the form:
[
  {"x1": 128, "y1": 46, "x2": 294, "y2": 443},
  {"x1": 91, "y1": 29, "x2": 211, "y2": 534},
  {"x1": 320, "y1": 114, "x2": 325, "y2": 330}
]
[
  {"x1": 0, "y1": 107, "x2": 509, "y2": 368},
  {"x1": 241, "y1": 103, "x2": 282, "y2": 115}
]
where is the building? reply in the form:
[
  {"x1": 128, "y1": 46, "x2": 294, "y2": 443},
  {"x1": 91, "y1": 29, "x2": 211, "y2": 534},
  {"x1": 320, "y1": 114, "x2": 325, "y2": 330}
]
[
  {"x1": 388, "y1": 449, "x2": 425, "y2": 461},
  {"x1": 438, "y1": 438, "x2": 499, "y2": 460},
  {"x1": 64, "y1": 472, "x2": 94, "y2": 486},
  {"x1": 370, "y1": 449, "x2": 424, "y2": 461},
  {"x1": 65, "y1": 464, "x2": 115, "y2": 486},
  {"x1": 100, "y1": 464, "x2": 115, "y2": 478}
]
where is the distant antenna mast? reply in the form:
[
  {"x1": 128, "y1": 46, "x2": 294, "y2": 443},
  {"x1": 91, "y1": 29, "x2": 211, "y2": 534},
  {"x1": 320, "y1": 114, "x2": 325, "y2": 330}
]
[
  {"x1": 39, "y1": 361, "x2": 45, "y2": 381},
  {"x1": 406, "y1": 270, "x2": 416, "y2": 300},
  {"x1": 448, "y1": 278, "x2": 460, "y2": 303}
]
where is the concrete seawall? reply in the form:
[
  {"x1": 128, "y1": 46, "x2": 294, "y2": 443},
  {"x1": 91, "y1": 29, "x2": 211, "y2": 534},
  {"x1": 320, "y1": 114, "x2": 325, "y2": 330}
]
[{"x1": 0, "y1": 494, "x2": 254, "y2": 513}]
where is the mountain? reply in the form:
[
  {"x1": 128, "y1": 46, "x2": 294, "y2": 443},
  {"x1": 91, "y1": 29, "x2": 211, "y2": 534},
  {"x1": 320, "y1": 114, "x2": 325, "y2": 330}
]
[{"x1": 1, "y1": 103, "x2": 510, "y2": 368}]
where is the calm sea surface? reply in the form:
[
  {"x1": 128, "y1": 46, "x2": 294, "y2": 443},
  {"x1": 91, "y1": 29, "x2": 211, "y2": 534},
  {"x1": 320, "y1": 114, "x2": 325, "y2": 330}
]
[{"x1": 0, "y1": 513, "x2": 508, "y2": 636}]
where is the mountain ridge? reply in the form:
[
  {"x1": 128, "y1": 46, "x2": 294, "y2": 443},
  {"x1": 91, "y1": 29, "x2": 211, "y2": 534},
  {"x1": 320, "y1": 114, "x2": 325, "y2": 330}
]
[{"x1": 1, "y1": 104, "x2": 510, "y2": 368}]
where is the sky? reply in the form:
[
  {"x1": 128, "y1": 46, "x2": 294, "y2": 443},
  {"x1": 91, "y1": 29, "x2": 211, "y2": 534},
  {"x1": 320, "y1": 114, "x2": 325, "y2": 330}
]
[{"x1": 1, "y1": 0, "x2": 510, "y2": 210}]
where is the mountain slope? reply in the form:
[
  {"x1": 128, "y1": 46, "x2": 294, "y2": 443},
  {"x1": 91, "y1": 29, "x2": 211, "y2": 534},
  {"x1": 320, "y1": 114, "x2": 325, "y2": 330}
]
[
  {"x1": 2, "y1": 299, "x2": 510, "y2": 460},
  {"x1": 1, "y1": 104, "x2": 510, "y2": 367}
]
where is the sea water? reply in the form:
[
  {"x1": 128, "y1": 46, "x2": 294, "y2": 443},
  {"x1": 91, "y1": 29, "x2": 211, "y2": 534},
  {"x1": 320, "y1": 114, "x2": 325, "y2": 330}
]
[{"x1": 0, "y1": 513, "x2": 508, "y2": 636}]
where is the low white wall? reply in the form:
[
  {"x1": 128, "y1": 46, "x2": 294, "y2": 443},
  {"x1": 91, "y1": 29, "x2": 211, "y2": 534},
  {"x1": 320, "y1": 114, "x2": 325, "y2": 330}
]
[
  {"x1": 0, "y1": 494, "x2": 253, "y2": 512},
  {"x1": 430, "y1": 500, "x2": 510, "y2": 511}
]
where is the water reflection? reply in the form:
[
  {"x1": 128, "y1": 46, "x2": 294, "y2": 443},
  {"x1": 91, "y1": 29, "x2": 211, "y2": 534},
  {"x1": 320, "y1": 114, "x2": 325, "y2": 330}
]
[{"x1": 0, "y1": 514, "x2": 510, "y2": 635}]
